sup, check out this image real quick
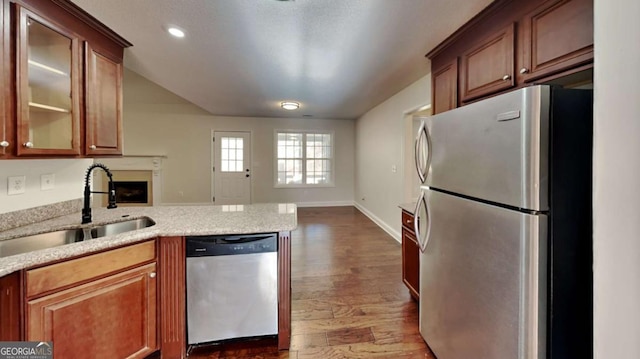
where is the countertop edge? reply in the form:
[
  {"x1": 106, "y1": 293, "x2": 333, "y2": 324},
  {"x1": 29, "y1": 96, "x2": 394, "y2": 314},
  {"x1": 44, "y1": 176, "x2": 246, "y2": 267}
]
[{"x1": 0, "y1": 203, "x2": 297, "y2": 277}]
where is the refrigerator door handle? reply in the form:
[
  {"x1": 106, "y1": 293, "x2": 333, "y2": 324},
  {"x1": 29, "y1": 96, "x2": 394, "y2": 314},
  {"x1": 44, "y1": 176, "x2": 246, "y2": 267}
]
[
  {"x1": 414, "y1": 121, "x2": 431, "y2": 183},
  {"x1": 414, "y1": 191, "x2": 431, "y2": 253}
]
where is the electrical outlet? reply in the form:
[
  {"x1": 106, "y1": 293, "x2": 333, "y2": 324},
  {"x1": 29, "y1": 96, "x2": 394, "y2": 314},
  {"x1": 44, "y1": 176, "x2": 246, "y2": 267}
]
[
  {"x1": 41, "y1": 174, "x2": 55, "y2": 190},
  {"x1": 8, "y1": 176, "x2": 26, "y2": 195}
]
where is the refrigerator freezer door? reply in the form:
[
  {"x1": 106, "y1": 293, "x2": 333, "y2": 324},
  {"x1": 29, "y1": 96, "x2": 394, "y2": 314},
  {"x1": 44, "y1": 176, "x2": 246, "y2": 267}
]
[
  {"x1": 425, "y1": 85, "x2": 550, "y2": 211},
  {"x1": 419, "y1": 189, "x2": 547, "y2": 359}
]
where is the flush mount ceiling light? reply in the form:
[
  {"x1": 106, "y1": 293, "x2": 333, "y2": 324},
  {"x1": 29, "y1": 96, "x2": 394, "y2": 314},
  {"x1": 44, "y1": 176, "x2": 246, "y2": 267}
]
[
  {"x1": 167, "y1": 26, "x2": 185, "y2": 38},
  {"x1": 281, "y1": 102, "x2": 300, "y2": 110}
]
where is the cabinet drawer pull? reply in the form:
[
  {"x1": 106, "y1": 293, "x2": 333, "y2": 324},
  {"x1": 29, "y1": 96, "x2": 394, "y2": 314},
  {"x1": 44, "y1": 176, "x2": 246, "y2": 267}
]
[
  {"x1": 502, "y1": 74, "x2": 511, "y2": 81},
  {"x1": 89, "y1": 145, "x2": 97, "y2": 150},
  {"x1": 23, "y1": 142, "x2": 34, "y2": 148},
  {"x1": 0, "y1": 140, "x2": 8, "y2": 148},
  {"x1": 149, "y1": 272, "x2": 156, "y2": 278},
  {"x1": 519, "y1": 67, "x2": 529, "y2": 74}
]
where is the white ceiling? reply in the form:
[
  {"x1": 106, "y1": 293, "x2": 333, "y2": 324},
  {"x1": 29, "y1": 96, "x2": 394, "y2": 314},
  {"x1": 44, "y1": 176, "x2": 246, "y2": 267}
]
[{"x1": 72, "y1": 0, "x2": 493, "y2": 119}]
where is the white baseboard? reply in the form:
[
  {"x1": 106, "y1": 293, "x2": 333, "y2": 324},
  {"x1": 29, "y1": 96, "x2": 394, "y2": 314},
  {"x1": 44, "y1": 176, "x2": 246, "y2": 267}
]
[
  {"x1": 295, "y1": 200, "x2": 354, "y2": 208},
  {"x1": 159, "y1": 201, "x2": 353, "y2": 207},
  {"x1": 353, "y1": 202, "x2": 401, "y2": 243}
]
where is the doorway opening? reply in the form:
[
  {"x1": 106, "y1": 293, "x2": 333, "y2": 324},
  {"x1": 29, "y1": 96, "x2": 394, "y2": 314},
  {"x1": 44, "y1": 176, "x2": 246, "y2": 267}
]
[{"x1": 211, "y1": 131, "x2": 252, "y2": 205}]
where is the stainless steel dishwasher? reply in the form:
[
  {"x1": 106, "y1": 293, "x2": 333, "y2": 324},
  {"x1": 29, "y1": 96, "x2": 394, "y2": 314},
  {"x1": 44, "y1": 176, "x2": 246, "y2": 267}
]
[{"x1": 186, "y1": 233, "x2": 278, "y2": 345}]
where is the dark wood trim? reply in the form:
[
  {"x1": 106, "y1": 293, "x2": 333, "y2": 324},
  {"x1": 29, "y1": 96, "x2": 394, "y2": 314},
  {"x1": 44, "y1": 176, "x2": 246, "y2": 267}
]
[
  {"x1": 158, "y1": 236, "x2": 187, "y2": 359},
  {"x1": 277, "y1": 231, "x2": 291, "y2": 350},
  {"x1": 50, "y1": 0, "x2": 132, "y2": 48},
  {"x1": 426, "y1": 0, "x2": 514, "y2": 59},
  {"x1": 0, "y1": 272, "x2": 21, "y2": 340}
]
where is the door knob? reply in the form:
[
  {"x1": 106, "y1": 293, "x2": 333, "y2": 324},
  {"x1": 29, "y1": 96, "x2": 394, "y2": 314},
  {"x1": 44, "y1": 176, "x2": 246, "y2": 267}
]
[
  {"x1": 519, "y1": 68, "x2": 530, "y2": 74},
  {"x1": 23, "y1": 142, "x2": 33, "y2": 148},
  {"x1": 89, "y1": 145, "x2": 97, "y2": 150},
  {"x1": 246, "y1": 174, "x2": 250, "y2": 178},
  {"x1": 502, "y1": 74, "x2": 511, "y2": 81},
  {"x1": 0, "y1": 140, "x2": 8, "y2": 148}
]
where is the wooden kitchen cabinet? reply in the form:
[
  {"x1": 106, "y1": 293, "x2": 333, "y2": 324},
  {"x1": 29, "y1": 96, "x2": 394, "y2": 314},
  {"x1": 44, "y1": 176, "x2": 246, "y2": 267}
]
[
  {"x1": 25, "y1": 240, "x2": 157, "y2": 358},
  {"x1": 0, "y1": 0, "x2": 11, "y2": 157},
  {"x1": 0, "y1": 272, "x2": 21, "y2": 341},
  {"x1": 401, "y1": 210, "x2": 419, "y2": 300},
  {"x1": 15, "y1": 4, "x2": 82, "y2": 156},
  {"x1": 1, "y1": 0, "x2": 130, "y2": 159},
  {"x1": 432, "y1": 58, "x2": 458, "y2": 114},
  {"x1": 427, "y1": 0, "x2": 593, "y2": 112},
  {"x1": 459, "y1": 23, "x2": 515, "y2": 103},
  {"x1": 85, "y1": 43, "x2": 123, "y2": 156},
  {"x1": 518, "y1": 0, "x2": 594, "y2": 83}
]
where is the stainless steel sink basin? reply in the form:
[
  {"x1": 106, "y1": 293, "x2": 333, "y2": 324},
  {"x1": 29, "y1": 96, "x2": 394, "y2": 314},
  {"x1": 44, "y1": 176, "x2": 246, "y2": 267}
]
[
  {"x1": 91, "y1": 217, "x2": 155, "y2": 238},
  {"x1": 0, "y1": 217, "x2": 155, "y2": 258}
]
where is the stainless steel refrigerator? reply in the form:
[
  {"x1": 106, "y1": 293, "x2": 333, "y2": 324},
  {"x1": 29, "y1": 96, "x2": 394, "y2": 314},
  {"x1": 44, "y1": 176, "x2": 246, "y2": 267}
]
[{"x1": 414, "y1": 85, "x2": 592, "y2": 359}]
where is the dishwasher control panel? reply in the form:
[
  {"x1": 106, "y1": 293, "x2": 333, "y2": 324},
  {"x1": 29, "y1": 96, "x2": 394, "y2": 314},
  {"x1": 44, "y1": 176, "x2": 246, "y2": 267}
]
[{"x1": 186, "y1": 233, "x2": 277, "y2": 256}]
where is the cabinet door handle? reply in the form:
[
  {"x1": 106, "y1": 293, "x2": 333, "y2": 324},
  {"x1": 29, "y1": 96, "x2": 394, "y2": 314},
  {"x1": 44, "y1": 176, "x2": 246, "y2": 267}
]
[
  {"x1": 89, "y1": 145, "x2": 97, "y2": 150},
  {"x1": 149, "y1": 272, "x2": 156, "y2": 278},
  {"x1": 0, "y1": 140, "x2": 8, "y2": 148},
  {"x1": 519, "y1": 68, "x2": 529, "y2": 74},
  {"x1": 502, "y1": 74, "x2": 511, "y2": 81},
  {"x1": 23, "y1": 142, "x2": 33, "y2": 148}
]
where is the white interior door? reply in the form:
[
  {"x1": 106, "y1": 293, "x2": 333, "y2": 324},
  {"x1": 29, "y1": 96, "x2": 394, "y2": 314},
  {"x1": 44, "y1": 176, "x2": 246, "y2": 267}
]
[{"x1": 212, "y1": 131, "x2": 251, "y2": 205}]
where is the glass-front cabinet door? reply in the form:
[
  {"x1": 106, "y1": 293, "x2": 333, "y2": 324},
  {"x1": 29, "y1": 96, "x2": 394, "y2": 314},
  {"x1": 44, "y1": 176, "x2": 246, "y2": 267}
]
[
  {"x1": 15, "y1": 6, "x2": 81, "y2": 156},
  {"x1": 0, "y1": 0, "x2": 8, "y2": 157}
]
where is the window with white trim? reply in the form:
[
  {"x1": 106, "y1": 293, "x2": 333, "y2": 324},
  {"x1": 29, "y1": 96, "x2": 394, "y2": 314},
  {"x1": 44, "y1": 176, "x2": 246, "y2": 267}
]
[{"x1": 275, "y1": 131, "x2": 334, "y2": 187}]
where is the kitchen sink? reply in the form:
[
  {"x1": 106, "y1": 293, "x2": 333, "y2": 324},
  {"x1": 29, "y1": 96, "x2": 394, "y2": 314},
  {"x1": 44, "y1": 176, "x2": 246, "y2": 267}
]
[
  {"x1": 91, "y1": 217, "x2": 155, "y2": 238},
  {"x1": 0, "y1": 217, "x2": 155, "y2": 258}
]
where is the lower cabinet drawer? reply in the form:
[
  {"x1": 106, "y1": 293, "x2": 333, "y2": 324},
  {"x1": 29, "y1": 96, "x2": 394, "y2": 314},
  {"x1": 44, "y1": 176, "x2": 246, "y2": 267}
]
[{"x1": 26, "y1": 240, "x2": 156, "y2": 298}]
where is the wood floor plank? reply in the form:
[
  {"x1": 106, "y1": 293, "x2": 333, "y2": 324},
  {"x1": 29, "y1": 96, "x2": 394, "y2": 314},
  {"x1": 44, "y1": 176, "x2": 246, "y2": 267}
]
[{"x1": 187, "y1": 206, "x2": 433, "y2": 358}]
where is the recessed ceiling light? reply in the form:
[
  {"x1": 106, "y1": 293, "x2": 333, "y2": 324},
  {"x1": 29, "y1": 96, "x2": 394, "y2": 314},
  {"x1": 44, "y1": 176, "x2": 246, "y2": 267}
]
[
  {"x1": 167, "y1": 27, "x2": 185, "y2": 38},
  {"x1": 281, "y1": 102, "x2": 300, "y2": 110}
]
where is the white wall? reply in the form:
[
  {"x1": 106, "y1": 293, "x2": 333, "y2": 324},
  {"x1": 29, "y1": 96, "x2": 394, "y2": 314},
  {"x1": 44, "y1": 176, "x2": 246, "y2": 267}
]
[
  {"x1": 593, "y1": 0, "x2": 640, "y2": 357},
  {"x1": 123, "y1": 70, "x2": 355, "y2": 206},
  {"x1": 0, "y1": 159, "x2": 92, "y2": 213},
  {"x1": 354, "y1": 74, "x2": 431, "y2": 239}
]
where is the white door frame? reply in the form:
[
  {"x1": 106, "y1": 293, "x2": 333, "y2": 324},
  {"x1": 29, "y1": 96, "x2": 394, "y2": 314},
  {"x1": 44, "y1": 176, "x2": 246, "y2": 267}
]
[{"x1": 211, "y1": 130, "x2": 252, "y2": 204}]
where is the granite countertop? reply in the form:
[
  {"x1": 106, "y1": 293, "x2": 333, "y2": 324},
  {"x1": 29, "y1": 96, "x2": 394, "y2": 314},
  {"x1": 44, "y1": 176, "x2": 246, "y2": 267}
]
[
  {"x1": 399, "y1": 202, "x2": 417, "y2": 215},
  {"x1": 0, "y1": 203, "x2": 297, "y2": 277}
]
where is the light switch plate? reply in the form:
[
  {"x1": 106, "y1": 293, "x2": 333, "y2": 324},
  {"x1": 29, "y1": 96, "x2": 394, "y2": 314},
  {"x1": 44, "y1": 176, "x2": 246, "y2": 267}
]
[
  {"x1": 8, "y1": 176, "x2": 26, "y2": 195},
  {"x1": 41, "y1": 173, "x2": 55, "y2": 190}
]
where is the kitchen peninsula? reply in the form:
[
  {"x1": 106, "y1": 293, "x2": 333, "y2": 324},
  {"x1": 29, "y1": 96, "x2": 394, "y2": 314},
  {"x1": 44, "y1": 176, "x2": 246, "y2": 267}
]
[{"x1": 0, "y1": 202, "x2": 297, "y2": 358}]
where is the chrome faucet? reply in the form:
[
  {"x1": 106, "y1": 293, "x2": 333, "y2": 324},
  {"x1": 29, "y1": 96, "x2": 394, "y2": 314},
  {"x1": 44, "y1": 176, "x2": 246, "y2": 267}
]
[{"x1": 82, "y1": 163, "x2": 117, "y2": 224}]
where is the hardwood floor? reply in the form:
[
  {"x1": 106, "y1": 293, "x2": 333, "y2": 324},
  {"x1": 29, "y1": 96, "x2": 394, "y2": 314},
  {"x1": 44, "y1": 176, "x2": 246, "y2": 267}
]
[{"x1": 188, "y1": 206, "x2": 434, "y2": 358}]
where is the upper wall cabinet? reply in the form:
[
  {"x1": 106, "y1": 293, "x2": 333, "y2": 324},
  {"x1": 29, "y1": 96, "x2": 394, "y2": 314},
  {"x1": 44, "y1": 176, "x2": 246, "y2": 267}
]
[
  {"x1": 85, "y1": 43, "x2": 123, "y2": 156},
  {"x1": 2, "y1": 0, "x2": 131, "y2": 158},
  {"x1": 432, "y1": 59, "x2": 458, "y2": 115},
  {"x1": 427, "y1": 0, "x2": 593, "y2": 114},
  {"x1": 518, "y1": 0, "x2": 594, "y2": 83},
  {"x1": 1, "y1": 0, "x2": 9, "y2": 158},
  {"x1": 460, "y1": 23, "x2": 515, "y2": 103},
  {"x1": 15, "y1": 6, "x2": 81, "y2": 156}
]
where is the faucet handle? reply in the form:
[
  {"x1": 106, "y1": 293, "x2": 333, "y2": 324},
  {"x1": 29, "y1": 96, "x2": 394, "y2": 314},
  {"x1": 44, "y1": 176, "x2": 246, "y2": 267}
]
[{"x1": 107, "y1": 183, "x2": 118, "y2": 209}]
